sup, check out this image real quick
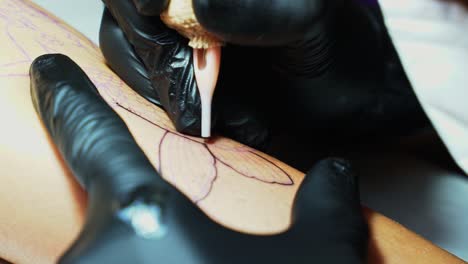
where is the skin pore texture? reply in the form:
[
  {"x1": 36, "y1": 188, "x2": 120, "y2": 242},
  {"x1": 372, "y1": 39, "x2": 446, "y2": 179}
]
[{"x1": 0, "y1": 0, "x2": 464, "y2": 263}]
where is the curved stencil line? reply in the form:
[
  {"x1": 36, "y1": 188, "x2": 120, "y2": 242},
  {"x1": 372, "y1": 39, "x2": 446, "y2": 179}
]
[
  {"x1": 6, "y1": 23, "x2": 31, "y2": 60},
  {"x1": 159, "y1": 131, "x2": 217, "y2": 203},
  {"x1": 210, "y1": 147, "x2": 294, "y2": 186},
  {"x1": 192, "y1": 143, "x2": 218, "y2": 204},
  {"x1": 157, "y1": 131, "x2": 169, "y2": 173},
  {"x1": 116, "y1": 102, "x2": 169, "y2": 131},
  {"x1": 20, "y1": 0, "x2": 98, "y2": 55},
  {"x1": 193, "y1": 143, "x2": 219, "y2": 203},
  {"x1": 117, "y1": 104, "x2": 295, "y2": 187},
  {"x1": 0, "y1": 0, "x2": 99, "y2": 81}
]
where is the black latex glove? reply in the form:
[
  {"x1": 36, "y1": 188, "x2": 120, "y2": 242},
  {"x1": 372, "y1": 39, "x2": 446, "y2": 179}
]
[
  {"x1": 99, "y1": 0, "x2": 428, "y2": 149},
  {"x1": 30, "y1": 54, "x2": 368, "y2": 264},
  {"x1": 100, "y1": 0, "x2": 270, "y2": 149}
]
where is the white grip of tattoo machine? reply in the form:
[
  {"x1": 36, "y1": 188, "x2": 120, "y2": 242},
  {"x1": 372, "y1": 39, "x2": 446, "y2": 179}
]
[{"x1": 193, "y1": 47, "x2": 221, "y2": 138}]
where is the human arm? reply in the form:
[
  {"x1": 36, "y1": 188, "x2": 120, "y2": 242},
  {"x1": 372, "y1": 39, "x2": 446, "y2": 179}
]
[
  {"x1": 0, "y1": 1, "x2": 463, "y2": 263},
  {"x1": 30, "y1": 53, "x2": 369, "y2": 264}
]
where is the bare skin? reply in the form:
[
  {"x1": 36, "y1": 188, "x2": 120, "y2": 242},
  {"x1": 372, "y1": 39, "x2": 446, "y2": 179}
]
[{"x1": 0, "y1": 0, "x2": 464, "y2": 263}]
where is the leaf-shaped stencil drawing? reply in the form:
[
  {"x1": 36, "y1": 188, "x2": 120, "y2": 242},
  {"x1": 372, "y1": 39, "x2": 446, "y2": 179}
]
[
  {"x1": 159, "y1": 132, "x2": 217, "y2": 202},
  {"x1": 208, "y1": 142, "x2": 293, "y2": 185}
]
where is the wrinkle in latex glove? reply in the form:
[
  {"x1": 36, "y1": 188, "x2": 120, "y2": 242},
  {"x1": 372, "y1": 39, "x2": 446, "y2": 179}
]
[{"x1": 103, "y1": 0, "x2": 203, "y2": 136}]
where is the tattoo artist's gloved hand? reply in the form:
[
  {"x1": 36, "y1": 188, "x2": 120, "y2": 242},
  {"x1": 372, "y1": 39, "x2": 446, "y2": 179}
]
[
  {"x1": 30, "y1": 54, "x2": 368, "y2": 264},
  {"x1": 99, "y1": 0, "x2": 269, "y2": 149},
  {"x1": 100, "y1": 0, "x2": 428, "y2": 148}
]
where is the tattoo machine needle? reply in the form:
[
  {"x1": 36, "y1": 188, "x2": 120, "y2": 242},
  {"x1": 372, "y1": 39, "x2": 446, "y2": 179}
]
[{"x1": 160, "y1": 0, "x2": 224, "y2": 138}]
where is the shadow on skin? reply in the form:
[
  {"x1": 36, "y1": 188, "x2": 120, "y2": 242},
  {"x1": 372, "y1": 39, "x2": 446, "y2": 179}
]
[{"x1": 355, "y1": 152, "x2": 468, "y2": 261}]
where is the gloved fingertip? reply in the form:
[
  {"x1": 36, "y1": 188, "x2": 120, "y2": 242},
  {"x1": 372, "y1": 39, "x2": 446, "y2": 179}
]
[
  {"x1": 30, "y1": 53, "x2": 91, "y2": 88},
  {"x1": 30, "y1": 53, "x2": 68, "y2": 77},
  {"x1": 293, "y1": 157, "x2": 361, "y2": 217},
  {"x1": 132, "y1": 0, "x2": 168, "y2": 16},
  {"x1": 30, "y1": 53, "x2": 55, "y2": 71},
  {"x1": 291, "y1": 158, "x2": 368, "y2": 263},
  {"x1": 329, "y1": 158, "x2": 356, "y2": 184},
  {"x1": 29, "y1": 53, "x2": 97, "y2": 119},
  {"x1": 309, "y1": 157, "x2": 359, "y2": 199}
]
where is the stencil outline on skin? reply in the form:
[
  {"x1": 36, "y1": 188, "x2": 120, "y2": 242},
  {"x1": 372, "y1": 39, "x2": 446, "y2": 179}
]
[
  {"x1": 0, "y1": 0, "x2": 294, "y2": 203},
  {"x1": 117, "y1": 102, "x2": 294, "y2": 203},
  {"x1": 0, "y1": 0, "x2": 101, "y2": 78}
]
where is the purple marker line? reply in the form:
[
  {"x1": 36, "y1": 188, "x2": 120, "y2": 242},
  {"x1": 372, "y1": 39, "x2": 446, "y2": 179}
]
[
  {"x1": 6, "y1": 24, "x2": 31, "y2": 61},
  {"x1": 0, "y1": 60, "x2": 29, "y2": 67},
  {"x1": 19, "y1": 0, "x2": 97, "y2": 52},
  {"x1": 36, "y1": 39, "x2": 53, "y2": 53},
  {"x1": 0, "y1": 73, "x2": 28, "y2": 78}
]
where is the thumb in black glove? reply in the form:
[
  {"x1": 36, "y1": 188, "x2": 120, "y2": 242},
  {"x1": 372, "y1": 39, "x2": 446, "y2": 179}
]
[{"x1": 30, "y1": 53, "x2": 368, "y2": 264}]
